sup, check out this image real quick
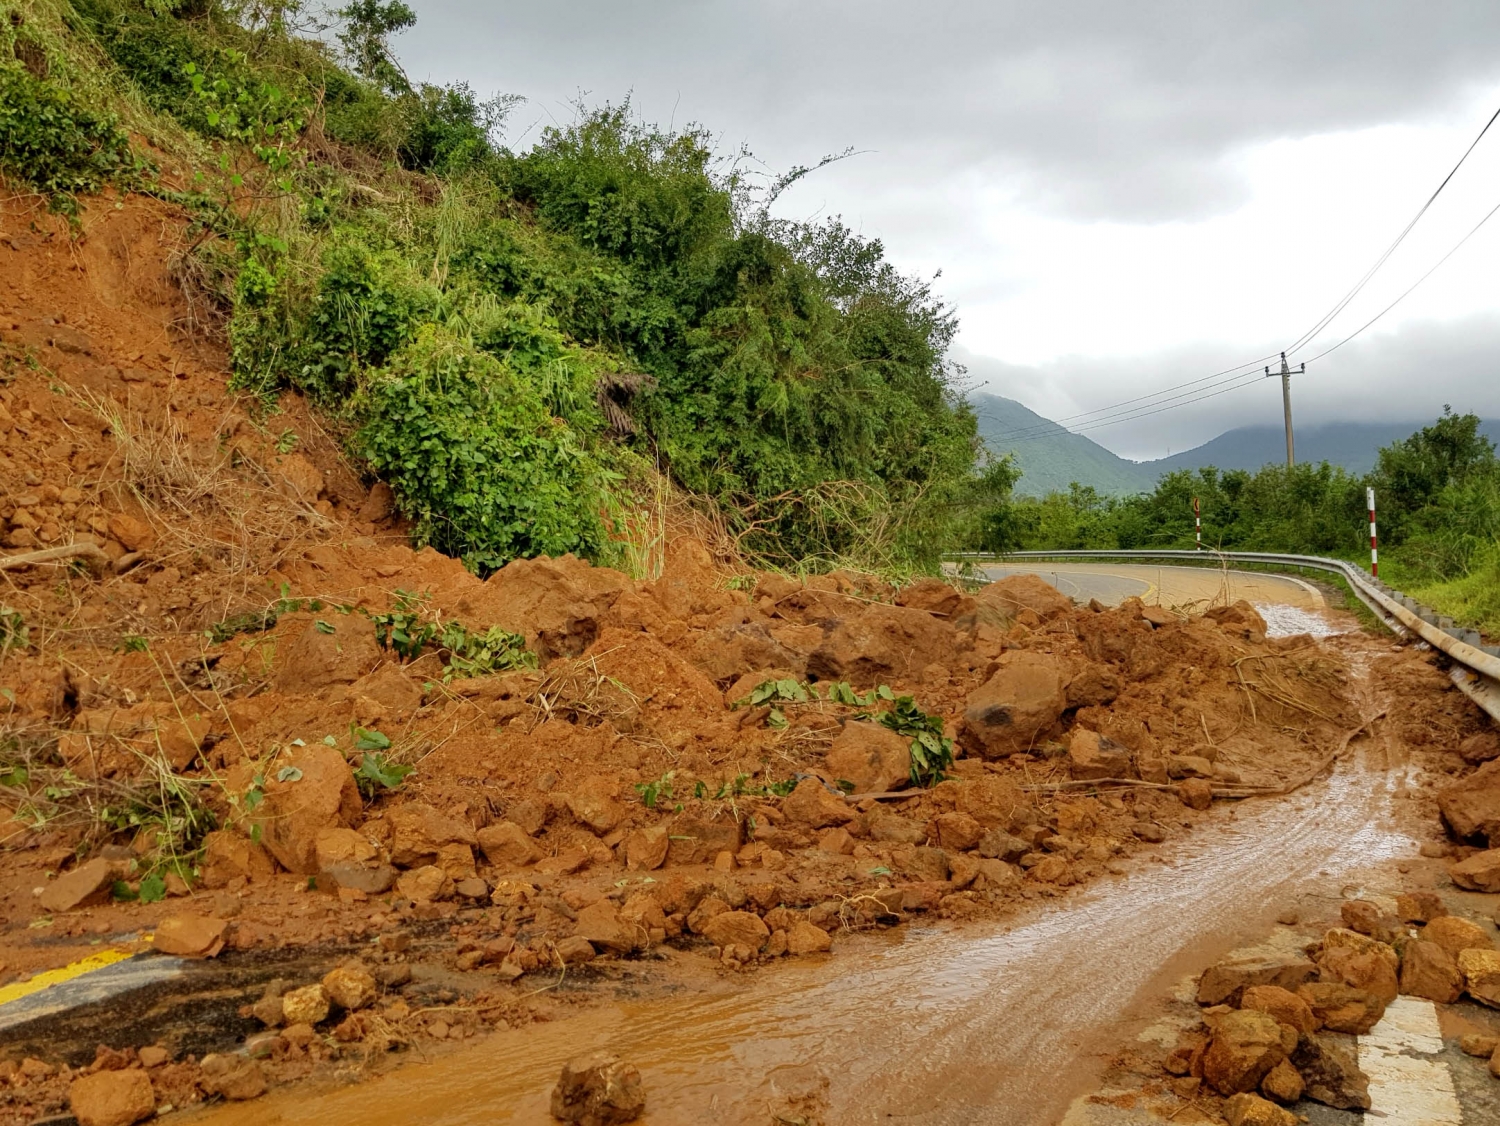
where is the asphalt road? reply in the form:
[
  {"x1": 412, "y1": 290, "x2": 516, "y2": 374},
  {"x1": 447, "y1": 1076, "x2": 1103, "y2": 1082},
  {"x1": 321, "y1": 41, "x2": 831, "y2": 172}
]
[{"x1": 972, "y1": 561, "x2": 1327, "y2": 613}]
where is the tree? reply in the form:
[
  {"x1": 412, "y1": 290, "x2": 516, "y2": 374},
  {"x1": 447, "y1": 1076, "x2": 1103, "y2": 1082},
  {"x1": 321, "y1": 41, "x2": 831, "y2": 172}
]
[{"x1": 336, "y1": 0, "x2": 415, "y2": 92}]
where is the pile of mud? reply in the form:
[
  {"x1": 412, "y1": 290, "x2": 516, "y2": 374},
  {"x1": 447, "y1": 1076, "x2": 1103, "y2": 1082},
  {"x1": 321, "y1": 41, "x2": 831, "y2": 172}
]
[{"x1": 0, "y1": 193, "x2": 1367, "y2": 1121}]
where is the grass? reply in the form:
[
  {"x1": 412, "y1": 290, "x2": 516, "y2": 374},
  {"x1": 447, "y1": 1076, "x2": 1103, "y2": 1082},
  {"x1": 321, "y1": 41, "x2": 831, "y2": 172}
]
[{"x1": 1398, "y1": 541, "x2": 1500, "y2": 640}]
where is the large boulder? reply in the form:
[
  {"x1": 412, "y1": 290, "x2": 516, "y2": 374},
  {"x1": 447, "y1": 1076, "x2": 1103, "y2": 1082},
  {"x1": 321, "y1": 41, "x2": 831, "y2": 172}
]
[
  {"x1": 806, "y1": 604, "x2": 964, "y2": 685},
  {"x1": 1296, "y1": 983, "x2": 1386, "y2": 1035},
  {"x1": 1197, "y1": 951, "x2": 1317, "y2": 1005},
  {"x1": 1201, "y1": 1009, "x2": 1291, "y2": 1095},
  {"x1": 472, "y1": 554, "x2": 631, "y2": 661},
  {"x1": 273, "y1": 613, "x2": 381, "y2": 692},
  {"x1": 895, "y1": 578, "x2": 978, "y2": 622},
  {"x1": 250, "y1": 743, "x2": 362, "y2": 874},
  {"x1": 1449, "y1": 849, "x2": 1500, "y2": 892},
  {"x1": 684, "y1": 624, "x2": 803, "y2": 683},
  {"x1": 199, "y1": 830, "x2": 276, "y2": 888},
  {"x1": 1458, "y1": 948, "x2": 1500, "y2": 1007},
  {"x1": 1437, "y1": 760, "x2": 1500, "y2": 845},
  {"x1": 1291, "y1": 1034, "x2": 1371, "y2": 1111},
  {"x1": 1316, "y1": 929, "x2": 1399, "y2": 1003},
  {"x1": 664, "y1": 811, "x2": 744, "y2": 865},
  {"x1": 1239, "y1": 985, "x2": 1317, "y2": 1036},
  {"x1": 975, "y1": 574, "x2": 1072, "y2": 622},
  {"x1": 961, "y1": 651, "x2": 1069, "y2": 758},
  {"x1": 1423, "y1": 915, "x2": 1493, "y2": 958},
  {"x1": 1399, "y1": 940, "x2": 1462, "y2": 1003},
  {"x1": 825, "y1": 721, "x2": 911, "y2": 794}
]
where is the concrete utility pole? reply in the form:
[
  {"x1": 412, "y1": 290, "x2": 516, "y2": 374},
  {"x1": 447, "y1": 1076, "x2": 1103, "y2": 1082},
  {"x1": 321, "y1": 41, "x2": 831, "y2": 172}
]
[{"x1": 1265, "y1": 351, "x2": 1304, "y2": 468}]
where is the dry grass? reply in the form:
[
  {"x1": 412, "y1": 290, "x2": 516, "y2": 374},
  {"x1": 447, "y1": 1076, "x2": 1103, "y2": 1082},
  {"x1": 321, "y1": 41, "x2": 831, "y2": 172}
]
[
  {"x1": 71, "y1": 387, "x2": 334, "y2": 589},
  {"x1": 525, "y1": 650, "x2": 638, "y2": 730}
]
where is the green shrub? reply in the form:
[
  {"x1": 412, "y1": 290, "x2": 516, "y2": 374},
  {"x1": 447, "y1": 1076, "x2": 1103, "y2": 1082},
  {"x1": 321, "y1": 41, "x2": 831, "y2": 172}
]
[
  {"x1": 0, "y1": 62, "x2": 136, "y2": 208},
  {"x1": 356, "y1": 327, "x2": 612, "y2": 574}
]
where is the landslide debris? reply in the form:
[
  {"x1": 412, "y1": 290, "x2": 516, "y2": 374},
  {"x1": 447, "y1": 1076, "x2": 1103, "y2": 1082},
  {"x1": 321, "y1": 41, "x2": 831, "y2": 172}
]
[{"x1": 0, "y1": 193, "x2": 1369, "y2": 1120}]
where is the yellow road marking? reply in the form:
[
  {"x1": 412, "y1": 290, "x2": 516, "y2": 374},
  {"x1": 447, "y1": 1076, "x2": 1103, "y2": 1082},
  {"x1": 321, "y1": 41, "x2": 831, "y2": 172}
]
[{"x1": 0, "y1": 948, "x2": 135, "y2": 1008}]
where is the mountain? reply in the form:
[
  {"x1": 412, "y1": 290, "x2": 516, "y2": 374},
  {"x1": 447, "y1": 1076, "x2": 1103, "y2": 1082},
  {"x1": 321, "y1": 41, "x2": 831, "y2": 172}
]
[
  {"x1": 1141, "y1": 419, "x2": 1500, "y2": 476},
  {"x1": 971, "y1": 393, "x2": 1154, "y2": 497}
]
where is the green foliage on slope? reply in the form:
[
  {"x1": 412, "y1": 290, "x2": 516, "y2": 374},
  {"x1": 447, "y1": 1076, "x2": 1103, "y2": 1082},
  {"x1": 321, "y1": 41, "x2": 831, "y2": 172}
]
[{"x1": 0, "y1": 0, "x2": 986, "y2": 575}]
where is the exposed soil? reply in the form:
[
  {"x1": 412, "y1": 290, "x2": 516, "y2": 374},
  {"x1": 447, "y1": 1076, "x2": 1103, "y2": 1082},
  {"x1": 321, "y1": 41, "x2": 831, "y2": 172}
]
[{"x1": 0, "y1": 191, "x2": 1492, "y2": 1126}]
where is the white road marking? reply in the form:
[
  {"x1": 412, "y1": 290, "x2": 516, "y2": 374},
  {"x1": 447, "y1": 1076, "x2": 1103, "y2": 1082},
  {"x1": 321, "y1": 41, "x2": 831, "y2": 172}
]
[{"x1": 1358, "y1": 996, "x2": 1461, "y2": 1126}]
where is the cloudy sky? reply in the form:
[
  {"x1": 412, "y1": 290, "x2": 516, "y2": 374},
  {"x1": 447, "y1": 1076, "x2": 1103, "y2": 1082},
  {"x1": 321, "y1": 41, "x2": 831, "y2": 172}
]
[{"x1": 399, "y1": 2, "x2": 1500, "y2": 460}]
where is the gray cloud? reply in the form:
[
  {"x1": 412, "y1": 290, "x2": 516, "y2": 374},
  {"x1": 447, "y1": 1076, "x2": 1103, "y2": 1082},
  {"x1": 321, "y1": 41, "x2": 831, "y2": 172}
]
[
  {"x1": 961, "y1": 313, "x2": 1500, "y2": 461},
  {"x1": 402, "y1": 1, "x2": 1500, "y2": 222}
]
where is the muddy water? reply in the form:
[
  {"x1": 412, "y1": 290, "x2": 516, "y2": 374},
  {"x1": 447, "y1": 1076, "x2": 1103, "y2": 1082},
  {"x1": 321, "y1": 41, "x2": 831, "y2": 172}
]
[{"x1": 197, "y1": 744, "x2": 1416, "y2": 1126}]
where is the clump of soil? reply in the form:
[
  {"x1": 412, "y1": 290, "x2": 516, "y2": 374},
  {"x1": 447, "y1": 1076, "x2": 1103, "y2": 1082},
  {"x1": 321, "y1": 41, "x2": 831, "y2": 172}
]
[{"x1": 0, "y1": 191, "x2": 1375, "y2": 1120}]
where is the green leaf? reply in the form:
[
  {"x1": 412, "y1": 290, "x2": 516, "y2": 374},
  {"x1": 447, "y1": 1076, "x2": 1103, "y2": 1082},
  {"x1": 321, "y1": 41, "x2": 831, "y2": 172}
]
[
  {"x1": 275, "y1": 766, "x2": 303, "y2": 783},
  {"x1": 314, "y1": 619, "x2": 335, "y2": 634},
  {"x1": 353, "y1": 726, "x2": 391, "y2": 752},
  {"x1": 138, "y1": 873, "x2": 167, "y2": 904}
]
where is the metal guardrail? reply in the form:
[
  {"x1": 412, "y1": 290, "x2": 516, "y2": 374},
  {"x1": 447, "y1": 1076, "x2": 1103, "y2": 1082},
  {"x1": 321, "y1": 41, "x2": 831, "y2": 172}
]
[{"x1": 953, "y1": 549, "x2": 1500, "y2": 722}]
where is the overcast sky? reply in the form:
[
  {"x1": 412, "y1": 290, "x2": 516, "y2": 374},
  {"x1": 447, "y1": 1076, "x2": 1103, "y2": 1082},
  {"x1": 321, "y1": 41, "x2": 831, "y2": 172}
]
[{"x1": 399, "y1": 2, "x2": 1500, "y2": 460}]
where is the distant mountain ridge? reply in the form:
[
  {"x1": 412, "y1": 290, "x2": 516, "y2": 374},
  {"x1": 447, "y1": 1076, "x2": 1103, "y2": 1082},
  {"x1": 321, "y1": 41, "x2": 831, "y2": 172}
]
[
  {"x1": 971, "y1": 390, "x2": 1500, "y2": 497},
  {"x1": 971, "y1": 392, "x2": 1152, "y2": 496},
  {"x1": 1143, "y1": 419, "x2": 1500, "y2": 476}
]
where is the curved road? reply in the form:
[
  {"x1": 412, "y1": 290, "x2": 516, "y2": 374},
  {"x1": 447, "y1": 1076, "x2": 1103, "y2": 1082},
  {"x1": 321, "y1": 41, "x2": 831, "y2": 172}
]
[{"x1": 974, "y1": 561, "x2": 1327, "y2": 615}]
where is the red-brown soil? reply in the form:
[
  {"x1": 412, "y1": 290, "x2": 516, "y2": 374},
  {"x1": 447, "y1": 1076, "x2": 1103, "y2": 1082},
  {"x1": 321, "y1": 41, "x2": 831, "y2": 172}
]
[{"x1": 0, "y1": 191, "x2": 1474, "y2": 1124}]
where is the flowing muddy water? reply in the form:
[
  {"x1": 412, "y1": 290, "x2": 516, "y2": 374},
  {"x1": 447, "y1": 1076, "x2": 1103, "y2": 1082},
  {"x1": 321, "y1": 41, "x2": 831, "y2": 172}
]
[{"x1": 197, "y1": 729, "x2": 1418, "y2": 1126}]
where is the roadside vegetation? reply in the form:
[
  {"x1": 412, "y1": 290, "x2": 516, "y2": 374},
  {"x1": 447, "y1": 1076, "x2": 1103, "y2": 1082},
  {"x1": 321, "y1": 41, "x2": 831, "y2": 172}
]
[
  {"x1": 976, "y1": 410, "x2": 1500, "y2": 636},
  {"x1": 0, "y1": 0, "x2": 1005, "y2": 577}
]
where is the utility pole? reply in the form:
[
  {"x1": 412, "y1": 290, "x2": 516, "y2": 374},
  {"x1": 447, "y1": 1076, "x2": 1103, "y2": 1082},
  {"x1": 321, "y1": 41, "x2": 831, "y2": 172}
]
[{"x1": 1265, "y1": 351, "x2": 1304, "y2": 468}]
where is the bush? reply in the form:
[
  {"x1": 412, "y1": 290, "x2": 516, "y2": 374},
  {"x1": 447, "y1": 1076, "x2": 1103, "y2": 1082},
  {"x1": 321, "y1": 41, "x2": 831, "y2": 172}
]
[
  {"x1": 0, "y1": 62, "x2": 136, "y2": 208},
  {"x1": 355, "y1": 327, "x2": 612, "y2": 574}
]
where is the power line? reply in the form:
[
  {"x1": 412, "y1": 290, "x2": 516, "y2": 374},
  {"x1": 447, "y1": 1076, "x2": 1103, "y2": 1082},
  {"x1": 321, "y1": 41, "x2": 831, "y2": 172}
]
[
  {"x1": 1303, "y1": 193, "x2": 1500, "y2": 365},
  {"x1": 980, "y1": 359, "x2": 1272, "y2": 443},
  {"x1": 980, "y1": 353, "x2": 1278, "y2": 443},
  {"x1": 1286, "y1": 100, "x2": 1500, "y2": 358}
]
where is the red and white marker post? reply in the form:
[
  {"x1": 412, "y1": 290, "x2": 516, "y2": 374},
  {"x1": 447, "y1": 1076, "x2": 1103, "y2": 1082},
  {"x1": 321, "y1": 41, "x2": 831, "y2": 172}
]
[
  {"x1": 1193, "y1": 496, "x2": 1202, "y2": 551},
  {"x1": 1367, "y1": 487, "x2": 1378, "y2": 578}
]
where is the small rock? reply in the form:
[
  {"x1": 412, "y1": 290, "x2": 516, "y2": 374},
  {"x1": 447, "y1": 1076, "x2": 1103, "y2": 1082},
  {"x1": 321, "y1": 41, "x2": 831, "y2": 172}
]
[
  {"x1": 623, "y1": 825, "x2": 669, "y2": 871},
  {"x1": 1458, "y1": 947, "x2": 1500, "y2": 1007},
  {"x1": 454, "y1": 876, "x2": 489, "y2": 900},
  {"x1": 1240, "y1": 985, "x2": 1317, "y2": 1036},
  {"x1": 280, "y1": 983, "x2": 330, "y2": 1026},
  {"x1": 574, "y1": 901, "x2": 638, "y2": 954},
  {"x1": 395, "y1": 865, "x2": 454, "y2": 903},
  {"x1": 1460, "y1": 1032, "x2": 1500, "y2": 1057},
  {"x1": 1224, "y1": 1092, "x2": 1298, "y2": 1126},
  {"x1": 106, "y1": 514, "x2": 155, "y2": 553},
  {"x1": 701, "y1": 910, "x2": 770, "y2": 952},
  {"x1": 68, "y1": 1068, "x2": 155, "y2": 1126},
  {"x1": 1395, "y1": 890, "x2": 1447, "y2": 924},
  {"x1": 816, "y1": 827, "x2": 855, "y2": 855},
  {"x1": 781, "y1": 779, "x2": 854, "y2": 828},
  {"x1": 322, "y1": 965, "x2": 377, "y2": 1011},
  {"x1": 978, "y1": 828, "x2": 1031, "y2": 860},
  {"x1": 1177, "y1": 778, "x2": 1213, "y2": 810},
  {"x1": 1197, "y1": 952, "x2": 1316, "y2": 1005},
  {"x1": 1259, "y1": 1059, "x2": 1304, "y2": 1105},
  {"x1": 136, "y1": 1047, "x2": 169, "y2": 1069},
  {"x1": 1066, "y1": 728, "x2": 1132, "y2": 781},
  {"x1": 933, "y1": 811, "x2": 984, "y2": 852},
  {"x1": 152, "y1": 913, "x2": 226, "y2": 958},
  {"x1": 199, "y1": 1054, "x2": 267, "y2": 1101},
  {"x1": 825, "y1": 720, "x2": 912, "y2": 794},
  {"x1": 785, "y1": 921, "x2": 833, "y2": 955},
  {"x1": 39, "y1": 857, "x2": 119, "y2": 913},
  {"x1": 550, "y1": 1053, "x2": 646, "y2": 1126},
  {"x1": 556, "y1": 935, "x2": 597, "y2": 965}
]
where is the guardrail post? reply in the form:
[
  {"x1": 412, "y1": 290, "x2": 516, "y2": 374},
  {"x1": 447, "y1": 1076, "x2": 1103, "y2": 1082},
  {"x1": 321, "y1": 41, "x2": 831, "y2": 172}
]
[{"x1": 1367, "y1": 487, "x2": 1378, "y2": 578}]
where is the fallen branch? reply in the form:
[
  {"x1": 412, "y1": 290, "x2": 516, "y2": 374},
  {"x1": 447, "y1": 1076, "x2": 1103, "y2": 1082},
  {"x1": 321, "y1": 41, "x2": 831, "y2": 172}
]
[{"x1": 0, "y1": 543, "x2": 107, "y2": 571}]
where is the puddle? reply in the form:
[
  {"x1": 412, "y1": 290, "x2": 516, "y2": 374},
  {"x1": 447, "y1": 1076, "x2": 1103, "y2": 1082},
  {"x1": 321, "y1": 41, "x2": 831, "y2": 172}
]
[{"x1": 1255, "y1": 601, "x2": 1347, "y2": 638}]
